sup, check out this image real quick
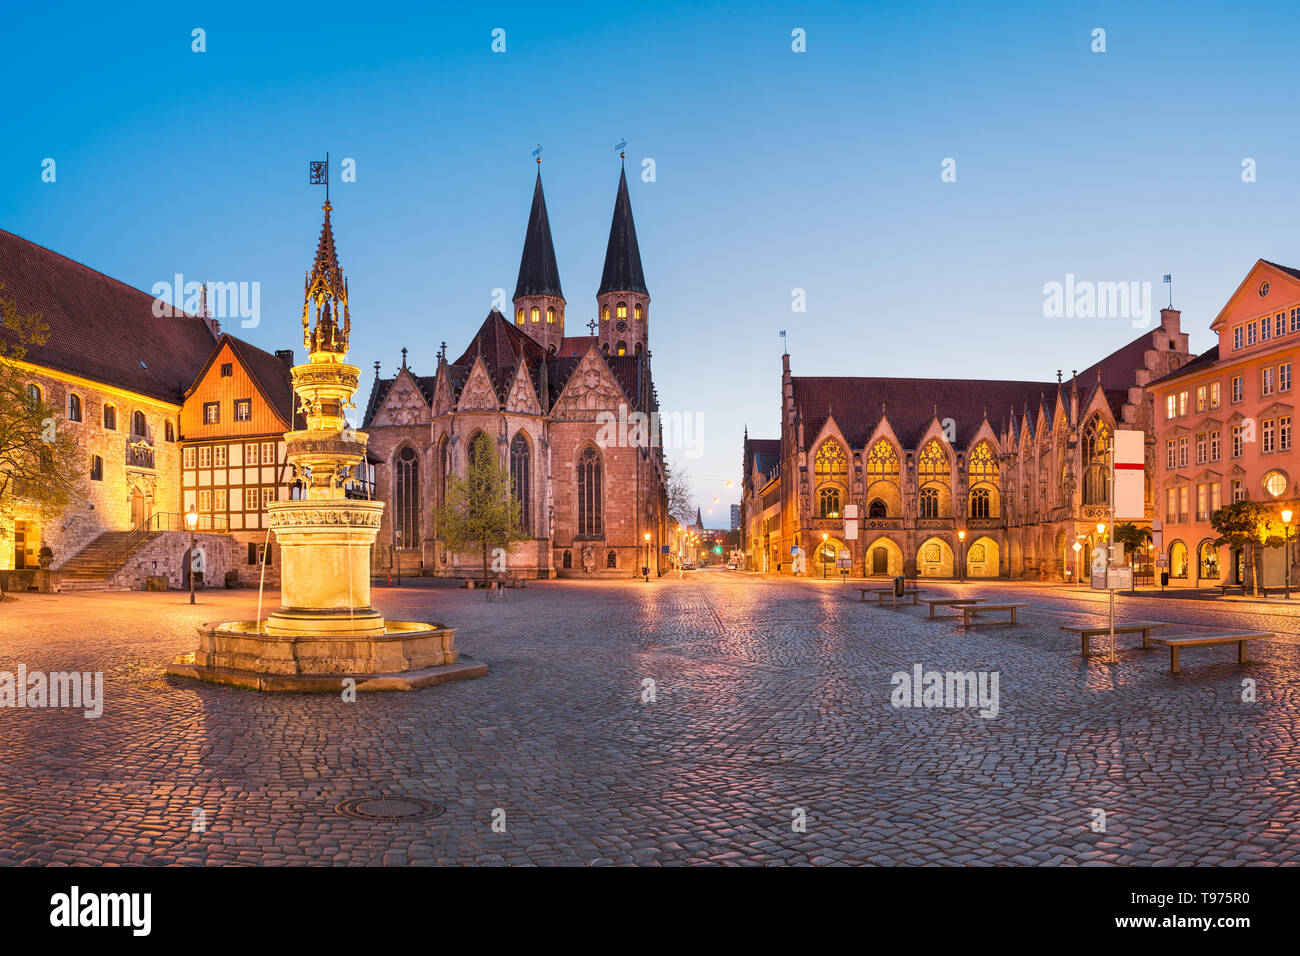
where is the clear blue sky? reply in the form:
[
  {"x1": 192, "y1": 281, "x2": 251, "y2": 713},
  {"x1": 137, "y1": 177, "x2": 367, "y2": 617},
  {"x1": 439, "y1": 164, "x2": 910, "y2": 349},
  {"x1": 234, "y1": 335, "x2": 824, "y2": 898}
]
[{"x1": 4, "y1": 1, "x2": 1298, "y2": 528}]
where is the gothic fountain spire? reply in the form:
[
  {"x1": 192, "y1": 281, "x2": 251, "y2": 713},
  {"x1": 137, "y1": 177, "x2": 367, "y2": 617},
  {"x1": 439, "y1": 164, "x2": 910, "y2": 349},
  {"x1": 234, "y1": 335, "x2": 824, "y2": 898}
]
[{"x1": 301, "y1": 199, "x2": 351, "y2": 357}]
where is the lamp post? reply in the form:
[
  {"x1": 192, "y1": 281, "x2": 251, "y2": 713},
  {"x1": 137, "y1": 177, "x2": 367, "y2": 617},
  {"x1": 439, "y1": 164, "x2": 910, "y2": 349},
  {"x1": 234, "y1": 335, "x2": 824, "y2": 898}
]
[
  {"x1": 957, "y1": 529, "x2": 966, "y2": 583},
  {"x1": 643, "y1": 531, "x2": 651, "y2": 582},
  {"x1": 822, "y1": 532, "x2": 829, "y2": 579},
  {"x1": 1072, "y1": 540, "x2": 1082, "y2": 589},
  {"x1": 185, "y1": 505, "x2": 198, "y2": 605},
  {"x1": 1283, "y1": 509, "x2": 1293, "y2": 599}
]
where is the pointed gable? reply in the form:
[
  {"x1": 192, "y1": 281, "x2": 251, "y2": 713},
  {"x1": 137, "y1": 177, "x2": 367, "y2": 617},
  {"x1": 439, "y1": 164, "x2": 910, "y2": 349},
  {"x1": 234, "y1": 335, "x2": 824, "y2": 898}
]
[
  {"x1": 372, "y1": 366, "x2": 432, "y2": 426},
  {"x1": 456, "y1": 356, "x2": 501, "y2": 412},
  {"x1": 551, "y1": 345, "x2": 626, "y2": 419},
  {"x1": 504, "y1": 358, "x2": 542, "y2": 415},
  {"x1": 1211, "y1": 259, "x2": 1300, "y2": 332}
]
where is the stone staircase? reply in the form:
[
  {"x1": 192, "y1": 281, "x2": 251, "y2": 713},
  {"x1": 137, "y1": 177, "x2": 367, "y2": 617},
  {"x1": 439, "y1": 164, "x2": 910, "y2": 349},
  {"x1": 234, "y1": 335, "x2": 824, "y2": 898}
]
[{"x1": 58, "y1": 530, "x2": 165, "y2": 588}]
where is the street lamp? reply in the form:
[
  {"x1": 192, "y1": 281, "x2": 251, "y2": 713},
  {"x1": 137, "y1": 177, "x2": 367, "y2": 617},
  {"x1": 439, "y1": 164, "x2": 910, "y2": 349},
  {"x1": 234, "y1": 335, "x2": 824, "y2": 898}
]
[
  {"x1": 822, "y1": 532, "x2": 829, "y2": 579},
  {"x1": 957, "y1": 529, "x2": 966, "y2": 583},
  {"x1": 1283, "y1": 509, "x2": 1294, "y2": 599},
  {"x1": 643, "y1": 531, "x2": 651, "y2": 582},
  {"x1": 185, "y1": 505, "x2": 198, "y2": 605},
  {"x1": 1072, "y1": 540, "x2": 1082, "y2": 589}
]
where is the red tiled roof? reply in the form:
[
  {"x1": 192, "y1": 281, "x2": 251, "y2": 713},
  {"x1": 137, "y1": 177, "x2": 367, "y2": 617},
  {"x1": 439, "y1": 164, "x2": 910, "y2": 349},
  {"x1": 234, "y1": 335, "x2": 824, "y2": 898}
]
[
  {"x1": 0, "y1": 228, "x2": 218, "y2": 404},
  {"x1": 792, "y1": 376, "x2": 1058, "y2": 449}
]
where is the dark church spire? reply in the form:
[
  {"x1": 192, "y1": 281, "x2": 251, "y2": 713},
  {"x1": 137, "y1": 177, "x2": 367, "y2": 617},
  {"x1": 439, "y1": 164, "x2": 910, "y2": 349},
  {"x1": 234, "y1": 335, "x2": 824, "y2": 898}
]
[
  {"x1": 514, "y1": 171, "x2": 564, "y2": 300},
  {"x1": 598, "y1": 166, "x2": 647, "y2": 296}
]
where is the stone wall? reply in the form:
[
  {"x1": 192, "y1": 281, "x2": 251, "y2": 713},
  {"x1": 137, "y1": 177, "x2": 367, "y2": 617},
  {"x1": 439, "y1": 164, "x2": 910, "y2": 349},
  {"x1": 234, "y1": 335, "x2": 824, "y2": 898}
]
[{"x1": 110, "y1": 531, "x2": 236, "y2": 590}]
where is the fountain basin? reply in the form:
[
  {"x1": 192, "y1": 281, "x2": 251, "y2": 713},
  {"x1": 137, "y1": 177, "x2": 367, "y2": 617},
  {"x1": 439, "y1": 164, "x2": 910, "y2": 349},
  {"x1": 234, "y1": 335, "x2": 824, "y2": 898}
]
[{"x1": 165, "y1": 619, "x2": 488, "y2": 692}]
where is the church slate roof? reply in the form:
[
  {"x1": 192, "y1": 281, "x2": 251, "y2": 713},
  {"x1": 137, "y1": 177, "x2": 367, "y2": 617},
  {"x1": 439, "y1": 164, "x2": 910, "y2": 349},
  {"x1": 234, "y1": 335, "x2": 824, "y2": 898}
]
[
  {"x1": 513, "y1": 172, "x2": 564, "y2": 300},
  {"x1": 0, "y1": 227, "x2": 219, "y2": 404},
  {"x1": 598, "y1": 166, "x2": 647, "y2": 297}
]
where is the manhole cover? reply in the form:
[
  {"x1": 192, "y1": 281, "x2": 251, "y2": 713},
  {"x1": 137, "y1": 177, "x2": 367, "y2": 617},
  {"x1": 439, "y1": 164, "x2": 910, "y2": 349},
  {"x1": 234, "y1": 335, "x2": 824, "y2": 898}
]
[{"x1": 334, "y1": 796, "x2": 444, "y2": 822}]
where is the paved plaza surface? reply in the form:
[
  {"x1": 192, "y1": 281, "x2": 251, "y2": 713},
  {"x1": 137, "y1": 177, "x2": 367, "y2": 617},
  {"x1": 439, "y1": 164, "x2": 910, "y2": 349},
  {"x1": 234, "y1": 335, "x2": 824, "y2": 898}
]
[{"x1": 2, "y1": 571, "x2": 1300, "y2": 866}]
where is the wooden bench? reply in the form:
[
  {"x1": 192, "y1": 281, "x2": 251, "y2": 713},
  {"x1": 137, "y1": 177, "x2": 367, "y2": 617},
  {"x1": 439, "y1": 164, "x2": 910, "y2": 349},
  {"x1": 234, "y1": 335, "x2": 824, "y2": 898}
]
[
  {"x1": 1220, "y1": 583, "x2": 1267, "y2": 598},
  {"x1": 854, "y1": 586, "x2": 921, "y2": 607},
  {"x1": 1150, "y1": 631, "x2": 1270, "y2": 674},
  {"x1": 926, "y1": 597, "x2": 986, "y2": 619},
  {"x1": 1059, "y1": 621, "x2": 1170, "y2": 657},
  {"x1": 953, "y1": 603, "x2": 1030, "y2": 625}
]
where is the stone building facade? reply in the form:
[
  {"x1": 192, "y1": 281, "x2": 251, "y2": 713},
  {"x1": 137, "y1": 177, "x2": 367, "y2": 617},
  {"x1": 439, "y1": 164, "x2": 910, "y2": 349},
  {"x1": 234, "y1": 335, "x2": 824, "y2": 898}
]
[
  {"x1": 363, "y1": 164, "x2": 667, "y2": 578},
  {"x1": 1152, "y1": 259, "x2": 1300, "y2": 588},
  {"x1": 743, "y1": 310, "x2": 1191, "y2": 580},
  {"x1": 0, "y1": 227, "x2": 298, "y2": 586}
]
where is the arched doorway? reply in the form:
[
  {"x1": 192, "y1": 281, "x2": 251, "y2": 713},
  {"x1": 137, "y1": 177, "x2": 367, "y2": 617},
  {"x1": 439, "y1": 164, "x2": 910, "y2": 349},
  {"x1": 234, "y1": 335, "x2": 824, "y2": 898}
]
[
  {"x1": 916, "y1": 536, "x2": 954, "y2": 577},
  {"x1": 813, "y1": 536, "x2": 844, "y2": 578},
  {"x1": 1169, "y1": 540, "x2": 1189, "y2": 579},
  {"x1": 129, "y1": 488, "x2": 150, "y2": 528},
  {"x1": 866, "y1": 536, "x2": 903, "y2": 577},
  {"x1": 965, "y1": 536, "x2": 1000, "y2": 578},
  {"x1": 1197, "y1": 539, "x2": 1220, "y2": 583}
]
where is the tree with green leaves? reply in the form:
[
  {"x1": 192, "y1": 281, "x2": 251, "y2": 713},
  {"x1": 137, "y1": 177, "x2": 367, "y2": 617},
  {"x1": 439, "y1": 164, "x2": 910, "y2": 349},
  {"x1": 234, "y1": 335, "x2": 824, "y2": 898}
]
[
  {"x1": 434, "y1": 431, "x2": 528, "y2": 587},
  {"x1": 1210, "y1": 500, "x2": 1282, "y2": 594},
  {"x1": 0, "y1": 285, "x2": 85, "y2": 596},
  {"x1": 1111, "y1": 521, "x2": 1153, "y2": 592}
]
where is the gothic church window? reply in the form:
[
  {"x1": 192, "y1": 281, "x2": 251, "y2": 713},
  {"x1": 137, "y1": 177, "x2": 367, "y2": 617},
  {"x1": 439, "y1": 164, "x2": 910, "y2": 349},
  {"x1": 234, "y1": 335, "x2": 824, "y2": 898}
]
[
  {"x1": 395, "y1": 446, "x2": 420, "y2": 549},
  {"x1": 970, "y1": 487, "x2": 991, "y2": 519},
  {"x1": 577, "y1": 446, "x2": 603, "y2": 537},
  {"x1": 510, "y1": 433, "x2": 531, "y2": 531},
  {"x1": 1082, "y1": 417, "x2": 1110, "y2": 505},
  {"x1": 919, "y1": 487, "x2": 939, "y2": 518}
]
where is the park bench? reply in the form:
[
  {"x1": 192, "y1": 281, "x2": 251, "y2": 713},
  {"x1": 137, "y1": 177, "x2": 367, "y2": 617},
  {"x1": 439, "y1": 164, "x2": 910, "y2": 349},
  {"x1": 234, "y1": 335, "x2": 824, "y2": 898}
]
[
  {"x1": 1149, "y1": 631, "x2": 1270, "y2": 675},
  {"x1": 854, "y1": 587, "x2": 923, "y2": 609},
  {"x1": 952, "y1": 602, "x2": 1030, "y2": 625},
  {"x1": 1059, "y1": 620, "x2": 1170, "y2": 657},
  {"x1": 925, "y1": 597, "x2": 986, "y2": 619},
  {"x1": 853, "y1": 585, "x2": 919, "y2": 603},
  {"x1": 1219, "y1": 583, "x2": 1267, "y2": 598}
]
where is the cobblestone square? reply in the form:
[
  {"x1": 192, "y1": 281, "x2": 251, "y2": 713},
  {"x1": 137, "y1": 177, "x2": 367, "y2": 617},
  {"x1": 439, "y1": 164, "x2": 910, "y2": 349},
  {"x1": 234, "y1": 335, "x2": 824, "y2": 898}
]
[{"x1": 2, "y1": 573, "x2": 1299, "y2": 865}]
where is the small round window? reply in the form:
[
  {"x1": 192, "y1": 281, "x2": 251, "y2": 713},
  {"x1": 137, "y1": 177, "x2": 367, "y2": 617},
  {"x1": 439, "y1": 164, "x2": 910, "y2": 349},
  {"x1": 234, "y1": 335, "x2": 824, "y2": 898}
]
[{"x1": 1263, "y1": 470, "x2": 1287, "y2": 497}]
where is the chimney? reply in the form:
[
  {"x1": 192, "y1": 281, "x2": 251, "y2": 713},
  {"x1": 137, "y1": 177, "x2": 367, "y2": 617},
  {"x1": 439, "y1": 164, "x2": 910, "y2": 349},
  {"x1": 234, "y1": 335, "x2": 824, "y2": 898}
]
[
  {"x1": 275, "y1": 349, "x2": 295, "y2": 367},
  {"x1": 1160, "y1": 307, "x2": 1180, "y2": 332}
]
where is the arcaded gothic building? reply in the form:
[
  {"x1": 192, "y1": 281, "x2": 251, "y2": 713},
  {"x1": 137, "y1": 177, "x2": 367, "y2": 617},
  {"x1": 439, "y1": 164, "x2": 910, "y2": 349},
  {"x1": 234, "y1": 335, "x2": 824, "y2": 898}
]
[
  {"x1": 363, "y1": 164, "x2": 667, "y2": 578},
  {"x1": 744, "y1": 309, "x2": 1191, "y2": 579}
]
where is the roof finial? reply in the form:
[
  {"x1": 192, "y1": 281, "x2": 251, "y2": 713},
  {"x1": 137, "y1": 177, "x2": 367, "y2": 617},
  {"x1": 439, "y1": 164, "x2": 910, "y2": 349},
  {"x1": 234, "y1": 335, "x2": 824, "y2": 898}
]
[
  {"x1": 309, "y1": 152, "x2": 330, "y2": 207},
  {"x1": 1057, "y1": 369, "x2": 1062, "y2": 384},
  {"x1": 588, "y1": 318, "x2": 597, "y2": 335},
  {"x1": 438, "y1": 341, "x2": 447, "y2": 362},
  {"x1": 373, "y1": 360, "x2": 380, "y2": 380},
  {"x1": 532, "y1": 144, "x2": 542, "y2": 165},
  {"x1": 401, "y1": 347, "x2": 408, "y2": 369},
  {"x1": 615, "y1": 138, "x2": 627, "y2": 166}
]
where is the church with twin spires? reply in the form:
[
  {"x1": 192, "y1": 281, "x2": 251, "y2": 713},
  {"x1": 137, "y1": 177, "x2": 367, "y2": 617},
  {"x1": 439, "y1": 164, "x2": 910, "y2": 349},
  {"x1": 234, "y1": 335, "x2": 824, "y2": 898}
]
[{"x1": 363, "y1": 162, "x2": 667, "y2": 578}]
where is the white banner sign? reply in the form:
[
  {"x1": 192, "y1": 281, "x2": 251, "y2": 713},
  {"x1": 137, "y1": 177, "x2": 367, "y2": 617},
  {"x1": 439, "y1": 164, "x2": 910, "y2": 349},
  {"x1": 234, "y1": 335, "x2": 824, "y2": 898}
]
[{"x1": 1113, "y1": 429, "x2": 1145, "y2": 519}]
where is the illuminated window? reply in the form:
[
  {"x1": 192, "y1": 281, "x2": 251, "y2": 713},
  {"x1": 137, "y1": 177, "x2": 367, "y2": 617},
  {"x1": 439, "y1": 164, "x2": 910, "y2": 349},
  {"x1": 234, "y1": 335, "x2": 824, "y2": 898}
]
[
  {"x1": 616, "y1": 302, "x2": 627, "y2": 319},
  {"x1": 198, "y1": 446, "x2": 211, "y2": 468},
  {"x1": 234, "y1": 399, "x2": 251, "y2": 421},
  {"x1": 818, "y1": 487, "x2": 841, "y2": 518},
  {"x1": 601, "y1": 305, "x2": 609, "y2": 321},
  {"x1": 1196, "y1": 385, "x2": 1207, "y2": 411},
  {"x1": 546, "y1": 307, "x2": 556, "y2": 324},
  {"x1": 970, "y1": 487, "x2": 991, "y2": 518},
  {"x1": 530, "y1": 307, "x2": 540, "y2": 323},
  {"x1": 865, "y1": 440, "x2": 899, "y2": 484},
  {"x1": 918, "y1": 439, "x2": 950, "y2": 484},
  {"x1": 1263, "y1": 470, "x2": 1288, "y2": 498},
  {"x1": 617, "y1": 342, "x2": 626, "y2": 356},
  {"x1": 1165, "y1": 394, "x2": 1176, "y2": 420},
  {"x1": 634, "y1": 304, "x2": 643, "y2": 320},
  {"x1": 516, "y1": 308, "x2": 525, "y2": 325},
  {"x1": 1210, "y1": 381, "x2": 1221, "y2": 408}
]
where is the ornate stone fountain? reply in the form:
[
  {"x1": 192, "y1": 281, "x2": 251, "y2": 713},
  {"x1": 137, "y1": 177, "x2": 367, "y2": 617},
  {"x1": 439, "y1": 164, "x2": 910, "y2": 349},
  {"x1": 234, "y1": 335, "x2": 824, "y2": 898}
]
[{"x1": 167, "y1": 200, "x2": 486, "y2": 691}]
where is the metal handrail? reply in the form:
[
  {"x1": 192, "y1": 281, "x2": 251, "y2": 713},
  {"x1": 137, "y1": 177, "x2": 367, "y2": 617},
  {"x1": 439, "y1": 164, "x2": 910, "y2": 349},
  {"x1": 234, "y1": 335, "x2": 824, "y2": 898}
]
[{"x1": 102, "y1": 512, "x2": 229, "y2": 578}]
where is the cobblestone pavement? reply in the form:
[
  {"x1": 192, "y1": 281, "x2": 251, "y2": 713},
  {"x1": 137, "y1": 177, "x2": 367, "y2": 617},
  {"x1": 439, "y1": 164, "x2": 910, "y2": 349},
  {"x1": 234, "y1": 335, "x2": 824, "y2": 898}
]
[{"x1": 2, "y1": 571, "x2": 1300, "y2": 866}]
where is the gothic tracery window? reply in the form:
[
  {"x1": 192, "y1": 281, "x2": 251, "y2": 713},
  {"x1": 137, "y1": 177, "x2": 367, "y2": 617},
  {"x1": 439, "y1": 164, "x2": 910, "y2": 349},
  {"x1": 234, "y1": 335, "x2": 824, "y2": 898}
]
[
  {"x1": 577, "y1": 446, "x2": 603, "y2": 537},
  {"x1": 919, "y1": 487, "x2": 939, "y2": 518},
  {"x1": 865, "y1": 440, "x2": 899, "y2": 483},
  {"x1": 510, "y1": 432, "x2": 531, "y2": 532},
  {"x1": 1082, "y1": 417, "x2": 1110, "y2": 505},
  {"x1": 395, "y1": 445, "x2": 420, "y2": 549},
  {"x1": 970, "y1": 487, "x2": 991, "y2": 519}
]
